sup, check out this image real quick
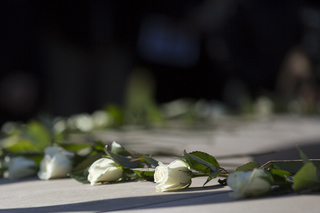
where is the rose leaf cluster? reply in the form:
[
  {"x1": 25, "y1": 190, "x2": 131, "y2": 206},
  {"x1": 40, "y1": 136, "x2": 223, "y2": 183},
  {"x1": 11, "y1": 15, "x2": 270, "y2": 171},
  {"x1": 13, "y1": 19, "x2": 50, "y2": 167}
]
[
  {"x1": 152, "y1": 150, "x2": 227, "y2": 192},
  {"x1": 227, "y1": 147, "x2": 320, "y2": 199},
  {"x1": 183, "y1": 150, "x2": 222, "y2": 186},
  {"x1": 69, "y1": 141, "x2": 160, "y2": 185}
]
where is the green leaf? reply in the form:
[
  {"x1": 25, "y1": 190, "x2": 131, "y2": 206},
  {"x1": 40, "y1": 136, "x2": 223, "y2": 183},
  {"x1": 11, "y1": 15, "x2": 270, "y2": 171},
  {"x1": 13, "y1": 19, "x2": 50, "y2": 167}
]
[
  {"x1": 235, "y1": 162, "x2": 260, "y2": 172},
  {"x1": 2, "y1": 121, "x2": 52, "y2": 153},
  {"x1": 296, "y1": 145, "x2": 310, "y2": 165},
  {"x1": 110, "y1": 141, "x2": 132, "y2": 156},
  {"x1": 23, "y1": 121, "x2": 52, "y2": 149},
  {"x1": 190, "y1": 151, "x2": 220, "y2": 167},
  {"x1": 72, "y1": 154, "x2": 103, "y2": 172},
  {"x1": 183, "y1": 150, "x2": 219, "y2": 174},
  {"x1": 294, "y1": 162, "x2": 320, "y2": 193},
  {"x1": 268, "y1": 169, "x2": 292, "y2": 185},
  {"x1": 203, "y1": 169, "x2": 221, "y2": 186},
  {"x1": 132, "y1": 168, "x2": 155, "y2": 181},
  {"x1": 70, "y1": 154, "x2": 105, "y2": 183},
  {"x1": 105, "y1": 149, "x2": 141, "y2": 168},
  {"x1": 269, "y1": 169, "x2": 291, "y2": 179},
  {"x1": 69, "y1": 169, "x2": 90, "y2": 184},
  {"x1": 90, "y1": 141, "x2": 106, "y2": 155},
  {"x1": 140, "y1": 155, "x2": 159, "y2": 167},
  {"x1": 261, "y1": 160, "x2": 320, "y2": 174},
  {"x1": 72, "y1": 154, "x2": 88, "y2": 168},
  {"x1": 3, "y1": 139, "x2": 38, "y2": 153},
  {"x1": 120, "y1": 169, "x2": 138, "y2": 181},
  {"x1": 59, "y1": 143, "x2": 91, "y2": 153}
]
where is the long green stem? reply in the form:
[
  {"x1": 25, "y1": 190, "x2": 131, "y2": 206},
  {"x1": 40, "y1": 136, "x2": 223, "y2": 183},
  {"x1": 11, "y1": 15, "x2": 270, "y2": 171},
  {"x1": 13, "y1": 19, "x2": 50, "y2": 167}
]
[
  {"x1": 192, "y1": 167, "x2": 230, "y2": 178},
  {"x1": 219, "y1": 167, "x2": 229, "y2": 174},
  {"x1": 216, "y1": 150, "x2": 275, "y2": 159},
  {"x1": 192, "y1": 172, "x2": 209, "y2": 178}
]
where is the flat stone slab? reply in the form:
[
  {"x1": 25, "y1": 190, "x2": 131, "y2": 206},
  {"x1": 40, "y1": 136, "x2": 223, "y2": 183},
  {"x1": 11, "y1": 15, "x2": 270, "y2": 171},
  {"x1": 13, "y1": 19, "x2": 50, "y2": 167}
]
[
  {"x1": 1, "y1": 176, "x2": 319, "y2": 213},
  {"x1": 1, "y1": 175, "x2": 320, "y2": 213},
  {"x1": 1, "y1": 115, "x2": 320, "y2": 212},
  {"x1": 0, "y1": 177, "x2": 228, "y2": 212}
]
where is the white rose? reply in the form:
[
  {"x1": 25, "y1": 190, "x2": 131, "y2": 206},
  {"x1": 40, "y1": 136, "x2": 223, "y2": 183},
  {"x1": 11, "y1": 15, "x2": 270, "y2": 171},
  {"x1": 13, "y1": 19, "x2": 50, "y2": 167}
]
[
  {"x1": 88, "y1": 158, "x2": 123, "y2": 185},
  {"x1": 154, "y1": 160, "x2": 192, "y2": 192},
  {"x1": 227, "y1": 168, "x2": 271, "y2": 199},
  {"x1": 37, "y1": 146, "x2": 73, "y2": 180},
  {"x1": 7, "y1": 156, "x2": 37, "y2": 179}
]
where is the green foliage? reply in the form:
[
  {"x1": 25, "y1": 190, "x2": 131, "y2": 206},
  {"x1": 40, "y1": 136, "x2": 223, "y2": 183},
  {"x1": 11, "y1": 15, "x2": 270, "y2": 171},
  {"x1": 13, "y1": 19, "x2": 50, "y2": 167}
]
[
  {"x1": 267, "y1": 169, "x2": 293, "y2": 189},
  {"x1": 1, "y1": 109, "x2": 320, "y2": 200},
  {"x1": 69, "y1": 141, "x2": 158, "y2": 184},
  {"x1": 183, "y1": 150, "x2": 222, "y2": 186},
  {"x1": 261, "y1": 160, "x2": 320, "y2": 174},
  {"x1": 296, "y1": 145, "x2": 310, "y2": 165},
  {"x1": 203, "y1": 169, "x2": 221, "y2": 186},
  {"x1": 183, "y1": 151, "x2": 220, "y2": 174},
  {"x1": 24, "y1": 121, "x2": 52, "y2": 147},
  {"x1": 269, "y1": 169, "x2": 291, "y2": 181},
  {"x1": 292, "y1": 147, "x2": 320, "y2": 193},
  {"x1": 1, "y1": 119, "x2": 68, "y2": 155},
  {"x1": 132, "y1": 168, "x2": 155, "y2": 181},
  {"x1": 3, "y1": 139, "x2": 38, "y2": 153},
  {"x1": 120, "y1": 169, "x2": 138, "y2": 182},
  {"x1": 68, "y1": 149, "x2": 104, "y2": 184},
  {"x1": 227, "y1": 147, "x2": 320, "y2": 197},
  {"x1": 104, "y1": 142, "x2": 141, "y2": 168},
  {"x1": 110, "y1": 141, "x2": 132, "y2": 157},
  {"x1": 72, "y1": 154, "x2": 103, "y2": 172},
  {"x1": 2, "y1": 121, "x2": 52, "y2": 154},
  {"x1": 69, "y1": 169, "x2": 90, "y2": 184},
  {"x1": 90, "y1": 141, "x2": 107, "y2": 155},
  {"x1": 293, "y1": 162, "x2": 320, "y2": 193},
  {"x1": 235, "y1": 162, "x2": 260, "y2": 172},
  {"x1": 104, "y1": 150, "x2": 141, "y2": 169},
  {"x1": 58, "y1": 143, "x2": 91, "y2": 153},
  {"x1": 140, "y1": 155, "x2": 159, "y2": 168}
]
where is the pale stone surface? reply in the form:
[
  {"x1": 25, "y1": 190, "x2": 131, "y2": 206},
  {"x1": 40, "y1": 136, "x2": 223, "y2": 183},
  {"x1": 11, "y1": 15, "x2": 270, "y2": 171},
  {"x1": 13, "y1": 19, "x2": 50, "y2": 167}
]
[
  {"x1": 1, "y1": 115, "x2": 320, "y2": 212},
  {"x1": 0, "y1": 177, "x2": 230, "y2": 212},
  {"x1": 117, "y1": 193, "x2": 320, "y2": 213}
]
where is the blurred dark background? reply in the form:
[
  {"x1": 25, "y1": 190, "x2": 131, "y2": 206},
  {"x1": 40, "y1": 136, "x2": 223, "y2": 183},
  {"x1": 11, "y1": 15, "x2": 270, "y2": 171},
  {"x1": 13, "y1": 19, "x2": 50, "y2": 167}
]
[{"x1": 1, "y1": 0, "x2": 320, "y2": 125}]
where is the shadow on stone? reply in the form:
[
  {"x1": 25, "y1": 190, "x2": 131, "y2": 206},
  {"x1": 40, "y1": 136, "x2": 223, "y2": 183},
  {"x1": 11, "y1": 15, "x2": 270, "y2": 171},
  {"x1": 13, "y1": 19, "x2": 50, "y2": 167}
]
[
  {"x1": 0, "y1": 190, "x2": 234, "y2": 213},
  {"x1": 253, "y1": 141, "x2": 320, "y2": 165},
  {"x1": 0, "y1": 176, "x2": 40, "y2": 186}
]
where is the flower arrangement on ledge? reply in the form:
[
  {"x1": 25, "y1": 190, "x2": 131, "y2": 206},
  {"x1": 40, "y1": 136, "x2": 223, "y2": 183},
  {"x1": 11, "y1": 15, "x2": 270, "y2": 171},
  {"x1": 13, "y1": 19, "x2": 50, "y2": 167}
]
[
  {"x1": 2, "y1": 138, "x2": 320, "y2": 199},
  {"x1": 0, "y1": 109, "x2": 319, "y2": 199},
  {"x1": 70, "y1": 141, "x2": 320, "y2": 198}
]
